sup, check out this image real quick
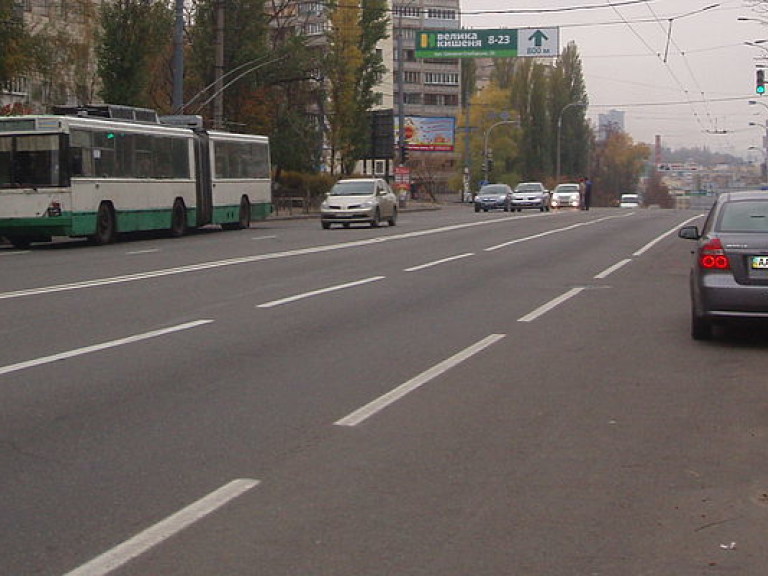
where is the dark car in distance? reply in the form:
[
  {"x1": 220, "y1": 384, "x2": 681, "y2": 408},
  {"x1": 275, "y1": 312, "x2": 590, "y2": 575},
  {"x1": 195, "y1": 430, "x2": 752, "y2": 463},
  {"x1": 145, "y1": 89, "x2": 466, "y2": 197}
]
[
  {"x1": 474, "y1": 183, "x2": 512, "y2": 212},
  {"x1": 679, "y1": 190, "x2": 768, "y2": 339}
]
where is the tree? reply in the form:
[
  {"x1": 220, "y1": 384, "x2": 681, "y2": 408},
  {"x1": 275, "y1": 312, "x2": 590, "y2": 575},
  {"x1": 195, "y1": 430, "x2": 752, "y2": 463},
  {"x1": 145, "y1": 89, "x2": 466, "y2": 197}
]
[
  {"x1": 591, "y1": 128, "x2": 651, "y2": 206},
  {"x1": 550, "y1": 41, "x2": 590, "y2": 183},
  {"x1": 324, "y1": 0, "x2": 388, "y2": 174},
  {"x1": 454, "y1": 84, "x2": 520, "y2": 190},
  {"x1": 0, "y1": 0, "x2": 29, "y2": 86},
  {"x1": 96, "y1": 0, "x2": 174, "y2": 107},
  {"x1": 510, "y1": 58, "x2": 551, "y2": 181}
]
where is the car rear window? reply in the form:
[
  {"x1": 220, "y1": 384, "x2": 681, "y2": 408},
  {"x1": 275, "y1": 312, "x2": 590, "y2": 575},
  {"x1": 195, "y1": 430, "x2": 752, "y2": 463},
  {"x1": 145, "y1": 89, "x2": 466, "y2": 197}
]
[{"x1": 719, "y1": 200, "x2": 768, "y2": 232}]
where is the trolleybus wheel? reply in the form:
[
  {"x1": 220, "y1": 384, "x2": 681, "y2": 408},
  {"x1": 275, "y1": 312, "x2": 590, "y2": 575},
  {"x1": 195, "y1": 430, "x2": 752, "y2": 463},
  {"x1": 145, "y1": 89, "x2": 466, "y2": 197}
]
[
  {"x1": 238, "y1": 196, "x2": 251, "y2": 229},
  {"x1": 170, "y1": 199, "x2": 187, "y2": 238},
  {"x1": 94, "y1": 202, "x2": 116, "y2": 245}
]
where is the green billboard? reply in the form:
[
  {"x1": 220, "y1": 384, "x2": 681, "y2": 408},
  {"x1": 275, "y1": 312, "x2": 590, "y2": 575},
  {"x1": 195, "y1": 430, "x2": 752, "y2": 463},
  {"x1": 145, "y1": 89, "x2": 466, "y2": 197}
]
[{"x1": 415, "y1": 28, "x2": 559, "y2": 59}]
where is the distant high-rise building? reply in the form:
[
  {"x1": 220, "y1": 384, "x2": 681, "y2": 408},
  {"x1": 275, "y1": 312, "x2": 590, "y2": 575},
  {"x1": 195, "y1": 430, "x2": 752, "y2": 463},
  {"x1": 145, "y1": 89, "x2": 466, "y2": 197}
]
[{"x1": 598, "y1": 109, "x2": 625, "y2": 140}]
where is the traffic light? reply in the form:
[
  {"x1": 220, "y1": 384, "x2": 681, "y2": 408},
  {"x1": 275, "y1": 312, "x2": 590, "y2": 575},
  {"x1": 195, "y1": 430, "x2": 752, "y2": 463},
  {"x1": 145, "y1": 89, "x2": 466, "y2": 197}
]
[
  {"x1": 400, "y1": 145, "x2": 409, "y2": 164},
  {"x1": 757, "y1": 69, "x2": 765, "y2": 95}
]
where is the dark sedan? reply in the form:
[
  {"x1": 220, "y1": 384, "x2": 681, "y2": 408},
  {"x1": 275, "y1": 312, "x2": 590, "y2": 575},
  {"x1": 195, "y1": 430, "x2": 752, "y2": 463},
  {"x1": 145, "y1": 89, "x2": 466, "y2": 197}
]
[
  {"x1": 474, "y1": 184, "x2": 512, "y2": 212},
  {"x1": 679, "y1": 190, "x2": 768, "y2": 339}
]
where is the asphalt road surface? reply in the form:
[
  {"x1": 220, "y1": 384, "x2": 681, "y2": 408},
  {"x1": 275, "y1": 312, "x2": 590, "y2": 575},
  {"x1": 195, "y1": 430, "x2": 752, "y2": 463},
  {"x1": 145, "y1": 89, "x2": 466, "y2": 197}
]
[{"x1": 2, "y1": 205, "x2": 768, "y2": 575}]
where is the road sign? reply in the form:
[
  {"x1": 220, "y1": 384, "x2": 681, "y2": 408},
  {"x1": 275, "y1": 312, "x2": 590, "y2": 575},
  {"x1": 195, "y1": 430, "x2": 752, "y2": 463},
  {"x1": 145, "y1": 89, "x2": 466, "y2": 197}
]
[{"x1": 415, "y1": 28, "x2": 559, "y2": 59}]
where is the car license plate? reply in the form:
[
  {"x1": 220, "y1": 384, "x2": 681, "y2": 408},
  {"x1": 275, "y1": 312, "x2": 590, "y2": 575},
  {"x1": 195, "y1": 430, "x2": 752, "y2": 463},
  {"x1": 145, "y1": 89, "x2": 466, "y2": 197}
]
[{"x1": 751, "y1": 256, "x2": 768, "y2": 269}]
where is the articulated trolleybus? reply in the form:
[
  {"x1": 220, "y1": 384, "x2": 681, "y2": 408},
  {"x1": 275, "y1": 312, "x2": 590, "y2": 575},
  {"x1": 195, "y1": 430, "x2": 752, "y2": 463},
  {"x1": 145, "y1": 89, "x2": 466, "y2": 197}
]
[{"x1": 0, "y1": 105, "x2": 271, "y2": 248}]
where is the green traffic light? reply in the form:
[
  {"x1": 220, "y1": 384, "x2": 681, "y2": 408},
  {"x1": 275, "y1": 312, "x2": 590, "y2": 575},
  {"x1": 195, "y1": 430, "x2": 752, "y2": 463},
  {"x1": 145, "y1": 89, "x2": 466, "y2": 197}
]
[{"x1": 759, "y1": 85, "x2": 766, "y2": 95}]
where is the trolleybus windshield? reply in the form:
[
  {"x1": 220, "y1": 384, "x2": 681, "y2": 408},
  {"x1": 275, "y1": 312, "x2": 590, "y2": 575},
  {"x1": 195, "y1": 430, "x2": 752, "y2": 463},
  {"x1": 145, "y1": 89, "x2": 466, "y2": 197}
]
[{"x1": 0, "y1": 133, "x2": 64, "y2": 189}]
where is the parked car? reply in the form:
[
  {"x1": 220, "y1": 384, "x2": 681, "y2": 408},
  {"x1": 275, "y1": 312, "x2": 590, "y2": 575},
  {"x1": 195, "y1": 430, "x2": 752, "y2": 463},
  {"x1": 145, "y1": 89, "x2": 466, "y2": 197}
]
[
  {"x1": 511, "y1": 182, "x2": 550, "y2": 212},
  {"x1": 620, "y1": 193, "x2": 640, "y2": 208},
  {"x1": 678, "y1": 190, "x2": 768, "y2": 339},
  {"x1": 550, "y1": 183, "x2": 581, "y2": 209},
  {"x1": 320, "y1": 178, "x2": 398, "y2": 229},
  {"x1": 474, "y1": 183, "x2": 512, "y2": 212}
]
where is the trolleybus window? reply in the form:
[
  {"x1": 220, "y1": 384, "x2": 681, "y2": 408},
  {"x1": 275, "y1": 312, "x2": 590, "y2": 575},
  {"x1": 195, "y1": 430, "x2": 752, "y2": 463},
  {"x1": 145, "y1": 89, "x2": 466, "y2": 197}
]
[
  {"x1": 0, "y1": 134, "x2": 63, "y2": 189},
  {"x1": 214, "y1": 140, "x2": 269, "y2": 179},
  {"x1": 70, "y1": 128, "x2": 190, "y2": 179}
]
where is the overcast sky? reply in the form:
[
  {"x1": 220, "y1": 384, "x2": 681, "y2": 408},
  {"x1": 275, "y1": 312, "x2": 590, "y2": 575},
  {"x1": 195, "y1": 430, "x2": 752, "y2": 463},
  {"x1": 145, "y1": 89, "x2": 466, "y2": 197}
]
[{"x1": 461, "y1": 0, "x2": 768, "y2": 160}]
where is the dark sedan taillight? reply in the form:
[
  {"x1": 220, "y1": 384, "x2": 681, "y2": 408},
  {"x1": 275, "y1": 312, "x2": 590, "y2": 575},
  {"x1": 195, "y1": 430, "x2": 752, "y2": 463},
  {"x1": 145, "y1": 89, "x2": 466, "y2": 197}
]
[{"x1": 699, "y1": 238, "x2": 730, "y2": 270}]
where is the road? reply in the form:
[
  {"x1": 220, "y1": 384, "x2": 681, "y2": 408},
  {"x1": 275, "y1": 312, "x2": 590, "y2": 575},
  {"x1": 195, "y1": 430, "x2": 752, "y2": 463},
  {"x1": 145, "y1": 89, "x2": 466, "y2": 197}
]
[{"x1": 2, "y1": 205, "x2": 768, "y2": 575}]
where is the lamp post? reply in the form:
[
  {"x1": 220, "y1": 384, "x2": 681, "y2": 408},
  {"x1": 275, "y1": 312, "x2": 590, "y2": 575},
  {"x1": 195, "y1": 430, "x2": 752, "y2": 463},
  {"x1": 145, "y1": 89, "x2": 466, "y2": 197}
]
[{"x1": 556, "y1": 101, "x2": 587, "y2": 185}]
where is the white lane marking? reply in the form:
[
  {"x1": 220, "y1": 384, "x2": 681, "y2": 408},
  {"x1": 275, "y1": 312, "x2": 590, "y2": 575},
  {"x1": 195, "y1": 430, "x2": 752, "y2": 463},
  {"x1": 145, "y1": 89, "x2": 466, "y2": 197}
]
[
  {"x1": 257, "y1": 276, "x2": 385, "y2": 308},
  {"x1": 0, "y1": 320, "x2": 213, "y2": 377},
  {"x1": 404, "y1": 253, "x2": 474, "y2": 272},
  {"x1": 251, "y1": 235, "x2": 277, "y2": 241},
  {"x1": 63, "y1": 478, "x2": 259, "y2": 576},
  {"x1": 0, "y1": 250, "x2": 29, "y2": 256},
  {"x1": 594, "y1": 258, "x2": 632, "y2": 279},
  {"x1": 633, "y1": 214, "x2": 702, "y2": 256},
  {"x1": 518, "y1": 287, "x2": 585, "y2": 323},
  {"x1": 0, "y1": 215, "x2": 533, "y2": 301},
  {"x1": 335, "y1": 333, "x2": 506, "y2": 427},
  {"x1": 484, "y1": 215, "x2": 621, "y2": 252},
  {"x1": 125, "y1": 249, "x2": 160, "y2": 255}
]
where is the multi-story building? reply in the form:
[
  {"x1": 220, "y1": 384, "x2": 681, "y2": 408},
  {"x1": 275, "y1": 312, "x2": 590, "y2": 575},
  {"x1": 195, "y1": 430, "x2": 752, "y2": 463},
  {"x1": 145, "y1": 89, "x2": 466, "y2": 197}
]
[
  {"x1": 392, "y1": 0, "x2": 461, "y2": 196},
  {"x1": 1, "y1": 0, "x2": 99, "y2": 112}
]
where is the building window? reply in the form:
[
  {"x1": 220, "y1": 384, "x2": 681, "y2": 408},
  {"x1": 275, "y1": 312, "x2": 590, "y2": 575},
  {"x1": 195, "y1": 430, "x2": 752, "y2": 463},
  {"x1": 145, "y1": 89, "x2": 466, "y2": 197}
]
[
  {"x1": 424, "y1": 72, "x2": 459, "y2": 86},
  {"x1": 303, "y1": 22, "x2": 327, "y2": 36},
  {"x1": 426, "y1": 8, "x2": 457, "y2": 20},
  {"x1": 424, "y1": 93, "x2": 459, "y2": 107},
  {"x1": 402, "y1": 92, "x2": 422, "y2": 105},
  {"x1": 298, "y1": 1, "x2": 324, "y2": 15},
  {"x1": 394, "y1": 5, "x2": 421, "y2": 18},
  {"x1": 404, "y1": 71, "x2": 421, "y2": 84}
]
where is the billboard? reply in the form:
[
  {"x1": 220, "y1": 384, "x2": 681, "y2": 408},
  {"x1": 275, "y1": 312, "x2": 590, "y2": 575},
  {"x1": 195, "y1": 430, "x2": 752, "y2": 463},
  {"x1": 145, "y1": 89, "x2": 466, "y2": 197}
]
[
  {"x1": 396, "y1": 116, "x2": 455, "y2": 152},
  {"x1": 415, "y1": 28, "x2": 559, "y2": 59}
]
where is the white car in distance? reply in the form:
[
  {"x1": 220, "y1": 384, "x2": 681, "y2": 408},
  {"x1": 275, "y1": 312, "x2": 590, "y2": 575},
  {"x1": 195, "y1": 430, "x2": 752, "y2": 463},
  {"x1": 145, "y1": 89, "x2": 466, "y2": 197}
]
[{"x1": 550, "y1": 183, "x2": 582, "y2": 209}]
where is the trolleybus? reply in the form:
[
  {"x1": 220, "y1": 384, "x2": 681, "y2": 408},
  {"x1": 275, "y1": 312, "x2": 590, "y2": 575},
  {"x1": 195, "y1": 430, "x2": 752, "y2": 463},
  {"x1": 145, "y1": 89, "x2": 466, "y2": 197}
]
[{"x1": 0, "y1": 105, "x2": 271, "y2": 248}]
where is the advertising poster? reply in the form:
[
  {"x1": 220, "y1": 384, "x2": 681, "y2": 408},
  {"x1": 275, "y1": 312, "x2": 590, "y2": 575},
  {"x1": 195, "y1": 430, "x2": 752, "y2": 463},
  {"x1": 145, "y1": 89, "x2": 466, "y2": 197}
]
[{"x1": 396, "y1": 116, "x2": 455, "y2": 152}]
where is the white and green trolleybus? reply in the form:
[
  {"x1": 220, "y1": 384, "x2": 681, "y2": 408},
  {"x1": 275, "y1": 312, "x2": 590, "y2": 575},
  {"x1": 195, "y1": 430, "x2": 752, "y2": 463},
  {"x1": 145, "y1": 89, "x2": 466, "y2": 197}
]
[{"x1": 0, "y1": 105, "x2": 271, "y2": 248}]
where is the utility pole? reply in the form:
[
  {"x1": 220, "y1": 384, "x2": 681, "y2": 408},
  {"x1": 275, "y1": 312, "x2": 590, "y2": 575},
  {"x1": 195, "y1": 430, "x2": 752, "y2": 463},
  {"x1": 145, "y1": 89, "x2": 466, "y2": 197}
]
[
  {"x1": 172, "y1": 0, "x2": 184, "y2": 113},
  {"x1": 214, "y1": 0, "x2": 225, "y2": 129},
  {"x1": 396, "y1": 9, "x2": 405, "y2": 165}
]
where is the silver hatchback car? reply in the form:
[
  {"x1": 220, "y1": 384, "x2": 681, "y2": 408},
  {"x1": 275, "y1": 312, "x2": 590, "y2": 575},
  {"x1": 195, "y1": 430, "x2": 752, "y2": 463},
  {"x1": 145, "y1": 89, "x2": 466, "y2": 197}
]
[
  {"x1": 679, "y1": 191, "x2": 768, "y2": 339},
  {"x1": 320, "y1": 178, "x2": 398, "y2": 229}
]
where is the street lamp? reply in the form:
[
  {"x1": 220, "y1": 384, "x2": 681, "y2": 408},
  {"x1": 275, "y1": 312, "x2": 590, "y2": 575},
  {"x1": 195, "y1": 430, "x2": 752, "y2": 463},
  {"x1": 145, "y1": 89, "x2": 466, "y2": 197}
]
[{"x1": 556, "y1": 101, "x2": 587, "y2": 185}]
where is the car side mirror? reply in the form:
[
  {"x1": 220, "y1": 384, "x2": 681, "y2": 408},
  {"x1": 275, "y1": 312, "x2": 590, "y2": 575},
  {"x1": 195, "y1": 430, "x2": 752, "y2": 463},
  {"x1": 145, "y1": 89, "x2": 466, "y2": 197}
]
[{"x1": 678, "y1": 225, "x2": 700, "y2": 240}]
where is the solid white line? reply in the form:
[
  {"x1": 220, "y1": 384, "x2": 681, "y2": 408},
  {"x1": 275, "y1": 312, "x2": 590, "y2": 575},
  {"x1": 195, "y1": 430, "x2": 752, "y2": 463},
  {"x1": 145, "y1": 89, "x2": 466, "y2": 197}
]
[
  {"x1": 251, "y1": 235, "x2": 277, "y2": 241},
  {"x1": 63, "y1": 478, "x2": 259, "y2": 576},
  {"x1": 633, "y1": 214, "x2": 702, "y2": 256},
  {"x1": 404, "y1": 253, "x2": 474, "y2": 272},
  {"x1": 125, "y1": 249, "x2": 160, "y2": 255},
  {"x1": 257, "y1": 276, "x2": 385, "y2": 308},
  {"x1": 517, "y1": 287, "x2": 585, "y2": 323},
  {"x1": 594, "y1": 258, "x2": 632, "y2": 279},
  {"x1": 334, "y1": 333, "x2": 506, "y2": 427},
  {"x1": 0, "y1": 320, "x2": 213, "y2": 377}
]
